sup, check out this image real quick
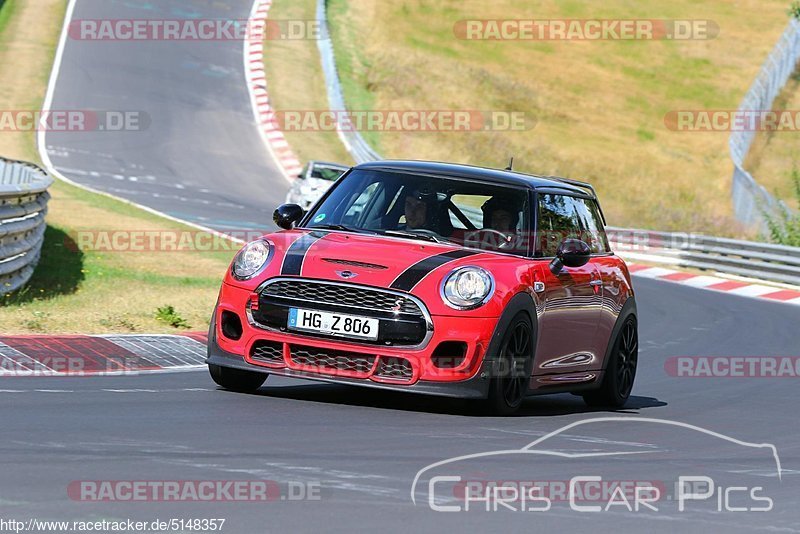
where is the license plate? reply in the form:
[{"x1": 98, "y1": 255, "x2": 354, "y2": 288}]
[{"x1": 288, "y1": 308, "x2": 379, "y2": 340}]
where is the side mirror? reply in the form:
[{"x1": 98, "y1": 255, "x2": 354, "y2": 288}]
[
  {"x1": 549, "y1": 239, "x2": 591, "y2": 275},
  {"x1": 273, "y1": 204, "x2": 304, "y2": 230}
]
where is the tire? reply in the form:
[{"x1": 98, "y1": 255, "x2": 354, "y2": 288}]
[
  {"x1": 208, "y1": 364, "x2": 268, "y2": 393},
  {"x1": 484, "y1": 313, "x2": 535, "y2": 416},
  {"x1": 583, "y1": 315, "x2": 638, "y2": 408}
]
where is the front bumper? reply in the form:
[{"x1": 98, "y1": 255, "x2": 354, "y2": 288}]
[
  {"x1": 207, "y1": 335, "x2": 493, "y2": 399},
  {"x1": 207, "y1": 281, "x2": 499, "y2": 399}
]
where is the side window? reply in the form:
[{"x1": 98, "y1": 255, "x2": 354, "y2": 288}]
[
  {"x1": 573, "y1": 198, "x2": 610, "y2": 253},
  {"x1": 537, "y1": 194, "x2": 610, "y2": 256},
  {"x1": 537, "y1": 194, "x2": 581, "y2": 257}
]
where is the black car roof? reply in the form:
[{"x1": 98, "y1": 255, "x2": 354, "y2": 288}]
[{"x1": 353, "y1": 160, "x2": 595, "y2": 198}]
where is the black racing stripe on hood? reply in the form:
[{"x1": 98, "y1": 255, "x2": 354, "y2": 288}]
[
  {"x1": 390, "y1": 249, "x2": 478, "y2": 292},
  {"x1": 280, "y1": 231, "x2": 327, "y2": 275}
]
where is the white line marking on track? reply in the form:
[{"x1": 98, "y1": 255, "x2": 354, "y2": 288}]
[
  {"x1": 632, "y1": 267, "x2": 676, "y2": 279},
  {"x1": 727, "y1": 284, "x2": 782, "y2": 297},
  {"x1": 37, "y1": 0, "x2": 248, "y2": 245}
]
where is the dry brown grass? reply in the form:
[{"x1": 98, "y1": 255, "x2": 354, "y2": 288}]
[
  {"x1": 325, "y1": 0, "x2": 792, "y2": 235},
  {"x1": 0, "y1": 0, "x2": 65, "y2": 161},
  {"x1": 262, "y1": 0, "x2": 353, "y2": 166},
  {"x1": 744, "y1": 72, "x2": 800, "y2": 211},
  {"x1": 0, "y1": 0, "x2": 235, "y2": 334}
]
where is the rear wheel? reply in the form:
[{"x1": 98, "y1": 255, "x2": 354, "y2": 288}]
[
  {"x1": 208, "y1": 364, "x2": 268, "y2": 393},
  {"x1": 485, "y1": 313, "x2": 534, "y2": 416},
  {"x1": 583, "y1": 316, "x2": 638, "y2": 408}
]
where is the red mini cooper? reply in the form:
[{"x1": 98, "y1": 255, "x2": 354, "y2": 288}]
[{"x1": 207, "y1": 161, "x2": 637, "y2": 415}]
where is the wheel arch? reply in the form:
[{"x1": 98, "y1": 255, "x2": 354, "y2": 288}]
[
  {"x1": 600, "y1": 296, "x2": 637, "y2": 372},
  {"x1": 483, "y1": 291, "x2": 538, "y2": 368}
]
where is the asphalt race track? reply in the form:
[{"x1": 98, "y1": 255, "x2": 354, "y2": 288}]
[
  {"x1": 3, "y1": 277, "x2": 799, "y2": 532},
  {"x1": 42, "y1": 0, "x2": 287, "y2": 232},
  {"x1": 15, "y1": 0, "x2": 800, "y2": 531}
]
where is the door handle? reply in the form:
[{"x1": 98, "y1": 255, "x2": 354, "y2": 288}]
[{"x1": 590, "y1": 279, "x2": 603, "y2": 287}]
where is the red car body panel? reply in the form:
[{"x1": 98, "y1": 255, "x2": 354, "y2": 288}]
[{"x1": 210, "y1": 225, "x2": 635, "y2": 398}]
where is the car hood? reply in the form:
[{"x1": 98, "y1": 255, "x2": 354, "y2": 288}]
[
  {"x1": 225, "y1": 228, "x2": 529, "y2": 317},
  {"x1": 272, "y1": 229, "x2": 481, "y2": 289},
  {"x1": 227, "y1": 228, "x2": 494, "y2": 288}
]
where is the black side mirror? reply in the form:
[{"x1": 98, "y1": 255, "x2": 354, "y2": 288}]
[
  {"x1": 273, "y1": 204, "x2": 304, "y2": 230},
  {"x1": 549, "y1": 238, "x2": 591, "y2": 275}
]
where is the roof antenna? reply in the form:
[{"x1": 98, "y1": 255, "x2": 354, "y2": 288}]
[{"x1": 504, "y1": 157, "x2": 514, "y2": 171}]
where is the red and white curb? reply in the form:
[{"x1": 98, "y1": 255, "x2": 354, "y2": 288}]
[
  {"x1": 628, "y1": 263, "x2": 800, "y2": 306},
  {"x1": 0, "y1": 333, "x2": 208, "y2": 377},
  {"x1": 245, "y1": 0, "x2": 303, "y2": 182}
]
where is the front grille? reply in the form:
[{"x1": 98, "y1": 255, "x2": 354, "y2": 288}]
[
  {"x1": 250, "y1": 340, "x2": 284, "y2": 365},
  {"x1": 375, "y1": 357, "x2": 413, "y2": 381},
  {"x1": 322, "y1": 258, "x2": 388, "y2": 270},
  {"x1": 262, "y1": 280, "x2": 422, "y2": 316},
  {"x1": 290, "y1": 345, "x2": 375, "y2": 375}
]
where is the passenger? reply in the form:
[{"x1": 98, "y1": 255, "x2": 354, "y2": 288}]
[{"x1": 481, "y1": 196, "x2": 520, "y2": 234}]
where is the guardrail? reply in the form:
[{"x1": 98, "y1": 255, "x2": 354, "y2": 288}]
[
  {"x1": 607, "y1": 226, "x2": 800, "y2": 286},
  {"x1": 316, "y1": 1, "x2": 800, "y2": 288},
  {"x1": 316, "y1": 0, "x2": 381, "y2": 164},
  {"x1": 0, "y1": 157, "x2": 53, "y2": 295},
  {"x1": 729, "y1": 18, "x2": 800, "y2": 230}
]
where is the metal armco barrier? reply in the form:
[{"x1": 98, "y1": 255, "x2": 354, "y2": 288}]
[
  {"x1": 607, "y1": 226, "x2": 800, "y2": 287},
  {"x1": 316, "y1": 0, "x2": 381, "y2": 164},
  {"x1": 316, "y1": 1, "x2": 800, "y2": 287},
  {"x1": 729, "y1": 18, "x2": 800, "y2": 230},
  {"x1": 0, "y1": 157, "x2": 53, "y2": 295}
]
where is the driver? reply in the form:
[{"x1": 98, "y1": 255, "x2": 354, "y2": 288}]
[{"x1": 401, "y1": 188, "x2": 439, "y2": 231}]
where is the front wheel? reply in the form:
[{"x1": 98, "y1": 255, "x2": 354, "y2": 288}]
[
  {"x1": 484, "y1": 313, "x2": 534, "y2": 416},
  {"x1": 583, "y1": 316, "x2": 638, "y2": 408},
  {"x1": 208, "y1": 364, "x2": 268, "y2": 393}
]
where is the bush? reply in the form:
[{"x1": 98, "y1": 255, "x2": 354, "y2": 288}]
[
  {"x1": 790, "y1": 1, "x2": 800, "y2": 19},
  {"x1": 764, "y1": 167, "x2": 800, "y2": 246},
  {"x1": 155, "y1": 305, "x2": 191, "y2": 329}
]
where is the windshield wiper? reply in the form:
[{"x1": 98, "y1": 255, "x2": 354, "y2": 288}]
[
  {"x1": 311, "y1": 224, "x2": 358, "y2": 232},
  {"x1": 380, "y1": 229, "x2": 448, "y2": 244},
  {"x1": 310, "y1": 224, "x2": 373, "y2": 234}
]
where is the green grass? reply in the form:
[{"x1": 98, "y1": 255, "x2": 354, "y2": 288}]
[
  {"x1": 261, "y1": 0, "x2": 352, "y2": 166},
  {"x1": 763, "y1": 167, "x2": 800, "y2": 246},
  {"x1": 155, "y1": 305, "x2": 191, "y2": 329},
  {"x1": 0, "y1": 0, "x2": 241, "y2": 334},
  {"x1": 323, "y1": 0, "x2": 793, "y2": 236},
  {"x1": 0, "y1": 1, "x2": 15, "y2": 37}
]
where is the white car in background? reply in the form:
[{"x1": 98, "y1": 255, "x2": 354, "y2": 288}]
[{"x1": 285, "y1": 161, "x2": 349, "y2": 209}]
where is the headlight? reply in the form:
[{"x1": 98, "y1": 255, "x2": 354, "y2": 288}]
[
  {"x1": 441, "y1": 266, "x2": 494, "y2": 310},
  {"x1": 232, "y1": 240, "x2": 273, "y2": 280}
]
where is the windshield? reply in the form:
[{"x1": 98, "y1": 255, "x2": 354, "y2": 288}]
[
  {"x1": 304, "y1": 169, "x2": 531, "y2": 256},
  {"x1": 310, "y1": 165, "x2": 347, "y2": 181}
]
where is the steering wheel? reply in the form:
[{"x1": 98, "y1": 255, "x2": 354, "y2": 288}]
[
  {"x1": 406, "y1": 228, "x2": 441, "y2": 238},
  {"x1": 480, "y1": 228, "x2": 516, "y2": 249}
]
